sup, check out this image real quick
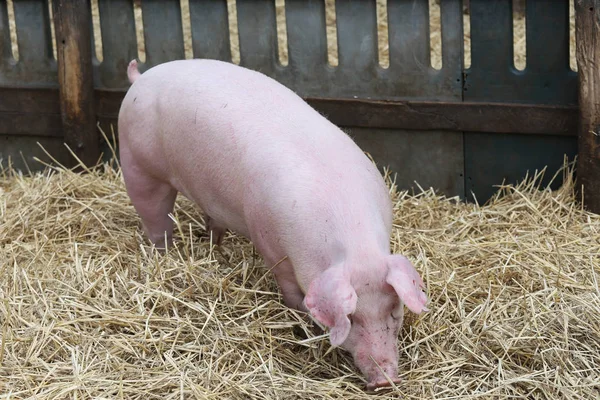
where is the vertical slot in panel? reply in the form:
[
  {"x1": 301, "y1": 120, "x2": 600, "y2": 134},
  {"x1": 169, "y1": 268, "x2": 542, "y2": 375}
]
[
  {"x1": 335, "y1": 0, "x2": 377, "y2": 71},
  {"x1": 324, "y1": 0, "x2": 337, "y2": 66},
  {"x1": 47, "y1": 0, "x2": 56, "y2": 60},
  {"x1": 180, "y1": 0, "x2": 192, "y2": 59},
  {"x1": 140, "y1": 0, "x2": 185, "y2": 68},
  {"x1": 236, "y1": 0, "x2": 278, "y2": 75},
  {"x1": 227, "y1": 0, "x2": 240, "y2": 64},
  {"x1": 285, "y1": 0, "x2": 327, "y2": 73},
  {"x1": 429, "y1": 0, "x2": 441, "y2": 70},
  {"x1": 512, "y1": 0, "x2": 526, "y2": 70},
  {"x1": 0, "y1": 0, "x2": 14, "y2": 62},
  {"x1": 91, "y1": 0, "x2": 102, "y2": 61},
  {"x1": 97, "y1": 0, "x2": 137, "y2": 88},
  {"x1": 387, "y1": 0, "x2": 429, "y2": 73},
  {"x1": 526, "y1": 0, "x2": 568, "y2": 74},
  {"x1": 569, "y1": 0, "x2": 576, "y2": 71},
  {"x1": 275, "y1": 0, "x2": 287, "y2": 66},
  {"x1": 133, "y1": 1, "x2": 145, "y2": 62},
  {"x1": 12, "y1": 0, "x2": 54, "y2": 82},
  {"x1": 376, "y1": 0, "x2": 388, "y2": 68},
  {"x1": 7, "y1": 0, "x2": 19, "y2": 61},
  {"x1": 468, "y1": 0, "x2": 512, "y2": 73},
  {"x1": 463, "y1": 2, "x2": 471, "y2": 68},
  {"x1": 189, "y1": 0, "x2": 231, "y2": 61}
]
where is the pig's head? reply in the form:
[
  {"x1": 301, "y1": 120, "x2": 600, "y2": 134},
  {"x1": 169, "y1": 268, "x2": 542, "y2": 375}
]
[{"x1": 303, "y1": 255, "x2": 428, "y2": 391}]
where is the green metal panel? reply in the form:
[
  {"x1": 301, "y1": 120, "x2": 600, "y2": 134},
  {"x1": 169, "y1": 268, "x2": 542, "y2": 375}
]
[
  {"x1": 0, "y1": 135, "x2": 68, "y2": 172},
  {"x1": 349, "y1": 127, "x2": 465, "y2": 198},
  {"x1": 464, "y1": 0, "x2": 577, "y2": 202},
  {"x1": 0, "y1": 0, "x2": 56, "y2": 86},
  {"x1": 96, "y1": 0, "x2": 137, "y2": 88}
]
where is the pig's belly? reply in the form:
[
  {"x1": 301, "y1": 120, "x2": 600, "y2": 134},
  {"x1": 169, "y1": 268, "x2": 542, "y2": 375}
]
[
  {"x1": 157, "y1": 160, "x2": 250, "y2": 239},
  {"x1": 178, "y1": 183, "x2": 252, "y2": 239}
]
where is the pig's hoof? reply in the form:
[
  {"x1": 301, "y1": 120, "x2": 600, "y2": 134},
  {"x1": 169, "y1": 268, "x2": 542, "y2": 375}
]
[
  {"x1": 366, "y1": 377, "x2": 402, "y2": 392},
  {"x1": 292, "y1": 324, "x2": 308, "y2": 340}
]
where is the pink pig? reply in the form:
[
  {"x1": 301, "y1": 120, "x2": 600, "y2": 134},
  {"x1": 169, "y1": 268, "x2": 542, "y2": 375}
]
[{"x1": 118, "y1": 59, "x2": 428, "y2": 390}]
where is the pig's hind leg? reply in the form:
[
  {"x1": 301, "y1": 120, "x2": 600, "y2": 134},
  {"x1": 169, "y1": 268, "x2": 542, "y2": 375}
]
[{"x1": 121, "y1": 160, "x2": 177, "y2": 250}]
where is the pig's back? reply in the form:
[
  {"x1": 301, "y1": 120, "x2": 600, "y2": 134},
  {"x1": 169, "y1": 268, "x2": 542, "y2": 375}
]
[
  {"x1": 121, "y1": 59, "x2": 343, "y2": 179},
  {"x1": 119, "y1": 59, "x2": 390, "y2": 244}
]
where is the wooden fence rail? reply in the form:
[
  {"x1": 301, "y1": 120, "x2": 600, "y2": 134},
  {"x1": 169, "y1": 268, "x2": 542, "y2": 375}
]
[{"x1": 53, "y1": 0, "x2": 99, "y2": 168}]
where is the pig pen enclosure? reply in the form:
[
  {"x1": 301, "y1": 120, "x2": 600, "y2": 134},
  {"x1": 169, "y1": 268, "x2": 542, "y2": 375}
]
[{"x1": 1, "y1": 0, "x2": 600, "y2": 398}]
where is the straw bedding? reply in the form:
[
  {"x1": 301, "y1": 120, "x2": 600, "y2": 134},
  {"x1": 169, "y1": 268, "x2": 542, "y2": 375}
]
[
  {"x1": 2, "y1": 2, "x2": 596, "y2": 399},
  {"x1": 1, "y1": 145, "x2": 599, "y2": 398}
]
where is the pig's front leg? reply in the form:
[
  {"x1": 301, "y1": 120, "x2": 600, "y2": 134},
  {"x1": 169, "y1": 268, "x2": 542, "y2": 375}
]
[{"x1": 269, "y1": 257, "x2": 307, "y2": 312}]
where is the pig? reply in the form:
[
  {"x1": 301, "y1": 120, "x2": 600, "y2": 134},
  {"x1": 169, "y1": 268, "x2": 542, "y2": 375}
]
[{"x1": 118, "y1": 58, "x2": 428, "y2": 390}]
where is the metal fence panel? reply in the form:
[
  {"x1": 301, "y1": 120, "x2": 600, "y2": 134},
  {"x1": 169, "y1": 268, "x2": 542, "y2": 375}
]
[
  {"x1": 0, "y1": 0, "x2": 56, "y2": 86},
  {"x1": 0, "y1": 0, "x2": 581, "y2": 203},
  {"x1": 236, "y1": 0, "x2": 279, "y2": 75},
  {"x1": 281, "y1": 0, "x2": 329, "y2": 96},
  {"x1": 140, "y1": 0, "x2": 185, "y2": 68},
  {"x1": 189, "y1": 0, "x2": 231, "y2": 61},
  {"x1": 96, "y1": 0, "x2": 137, "y2": 88},
  {"x1": 464, "y1": 0, "x2": 577, "y2": 202}
]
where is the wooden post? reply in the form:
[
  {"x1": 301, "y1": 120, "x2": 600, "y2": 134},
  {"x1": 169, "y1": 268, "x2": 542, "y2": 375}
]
[
  {"x1": 52, "y1": 0, "x2": 98, "y2": 169},
  {"x1": 576, "y1": 0, "x2": 600, "y2": 213}
]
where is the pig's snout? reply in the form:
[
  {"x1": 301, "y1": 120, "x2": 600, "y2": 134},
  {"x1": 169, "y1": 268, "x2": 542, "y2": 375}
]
[
  {"x1": 366, "y1": 376, "x2": 402, "y2": 391},
  {"x1": 354, "y1": 353, "x2": 401, "y2": 390}
]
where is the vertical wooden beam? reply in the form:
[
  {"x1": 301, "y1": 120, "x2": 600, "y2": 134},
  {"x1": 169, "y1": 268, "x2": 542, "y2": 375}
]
[
  {"x1": 52, "y1": 0, "x2": 98, "y2": 168},
  {"x1": 576, "y1": 0, "x2": 600, "y2": 213}
]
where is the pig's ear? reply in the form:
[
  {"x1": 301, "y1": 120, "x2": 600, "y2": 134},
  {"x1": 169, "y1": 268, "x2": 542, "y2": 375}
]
[
  {"x1": 386, "y1": 255, "x2": 429, "y2": 314},
  {"x1": 303, "y1": 267, "x2": 357, "y2": 347}
]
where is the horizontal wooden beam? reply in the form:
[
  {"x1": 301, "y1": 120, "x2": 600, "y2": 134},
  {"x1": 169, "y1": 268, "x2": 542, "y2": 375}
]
[
  {"x1": 0, "y1": 87, "x2": 578, "y2": 137},
  {"x1": 0, "y1": 112, "x2": 63, "y2": 136},
  {"x1": 307, "y1": 98, "x2": 578, "y2": 136}
]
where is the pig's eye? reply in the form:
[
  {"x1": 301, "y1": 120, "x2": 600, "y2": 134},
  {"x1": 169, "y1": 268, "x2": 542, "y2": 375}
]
[{"x1": 391, "y1": 305, "x2": 403, "y2": 320}]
